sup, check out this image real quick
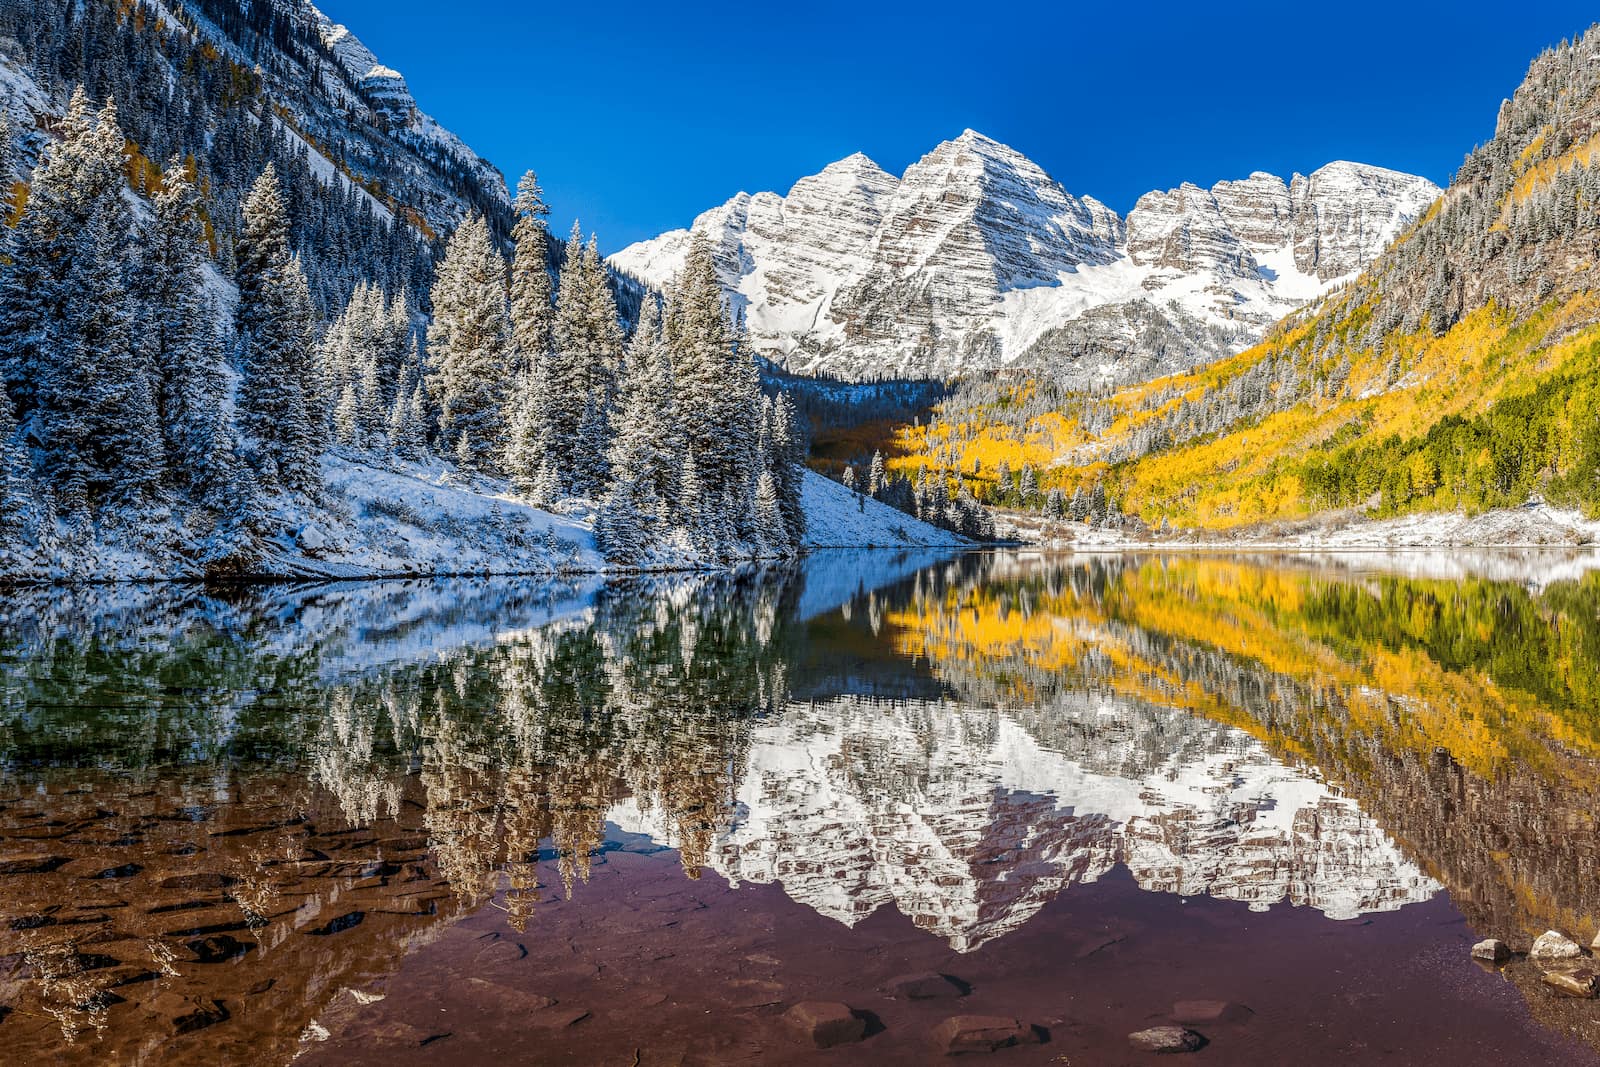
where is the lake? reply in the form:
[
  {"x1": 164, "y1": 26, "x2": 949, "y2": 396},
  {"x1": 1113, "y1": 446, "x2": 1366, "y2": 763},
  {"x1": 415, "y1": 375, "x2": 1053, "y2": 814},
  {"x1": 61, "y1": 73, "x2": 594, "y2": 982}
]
[{"x1": 2, "y1": 549, "x2": 1599, "y2": 1064}]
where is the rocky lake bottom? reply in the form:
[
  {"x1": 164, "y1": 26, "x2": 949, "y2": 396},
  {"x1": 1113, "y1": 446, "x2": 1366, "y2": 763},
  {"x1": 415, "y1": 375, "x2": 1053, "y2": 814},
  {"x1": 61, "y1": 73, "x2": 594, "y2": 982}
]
[{"x1": 1, "y1": 549, "x2": 1599, "y2": 1064}]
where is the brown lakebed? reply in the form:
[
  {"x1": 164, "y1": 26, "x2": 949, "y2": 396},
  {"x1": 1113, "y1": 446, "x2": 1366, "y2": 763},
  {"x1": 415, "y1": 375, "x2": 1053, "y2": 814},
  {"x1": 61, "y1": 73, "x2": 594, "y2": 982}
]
[{"x1": 2, "y1": 551, "x2": 1600, "y2": 1064}]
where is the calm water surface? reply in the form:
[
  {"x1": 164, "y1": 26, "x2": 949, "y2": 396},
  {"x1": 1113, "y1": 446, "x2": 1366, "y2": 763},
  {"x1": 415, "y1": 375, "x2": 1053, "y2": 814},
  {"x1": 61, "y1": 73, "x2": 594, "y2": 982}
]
[{"x1": 2, "y1": 550, "x2": 1599, "y2": 1064}]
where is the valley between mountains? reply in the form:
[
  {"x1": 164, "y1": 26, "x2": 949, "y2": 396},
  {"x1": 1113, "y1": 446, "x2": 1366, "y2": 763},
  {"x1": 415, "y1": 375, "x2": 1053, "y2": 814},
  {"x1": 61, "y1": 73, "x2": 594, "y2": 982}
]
[{"x1": 2, "y1": 0, "x2": 1600, "y2": 581}]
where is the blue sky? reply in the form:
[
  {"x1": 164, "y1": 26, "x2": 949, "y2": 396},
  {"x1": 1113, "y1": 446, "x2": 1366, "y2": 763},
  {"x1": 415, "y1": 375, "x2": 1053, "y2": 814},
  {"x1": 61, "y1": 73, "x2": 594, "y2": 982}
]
[{"x1": 320, "y1": 0, "x2": 1599, "y2": 252}]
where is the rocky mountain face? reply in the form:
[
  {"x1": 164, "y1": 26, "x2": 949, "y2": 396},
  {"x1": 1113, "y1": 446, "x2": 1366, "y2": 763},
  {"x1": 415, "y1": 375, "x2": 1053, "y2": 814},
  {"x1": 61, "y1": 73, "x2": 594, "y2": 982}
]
[
  {"x1": 610, "y1": 131, "x2": 1439, "y2": 383},
  {"x1": 198, "y1": 0, "x2": 509, "y2": 232},
  {"x1": 0, "y1": 0, "x2": 507, "y2": 246}
]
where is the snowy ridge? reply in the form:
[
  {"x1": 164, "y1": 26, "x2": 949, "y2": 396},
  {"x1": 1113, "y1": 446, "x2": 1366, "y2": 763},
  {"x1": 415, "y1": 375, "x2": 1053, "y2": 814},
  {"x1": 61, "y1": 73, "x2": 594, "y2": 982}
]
[
  {"x1": 610, "y1": 132, "x2": 1439, "y2": 383},
  {"x1": 798, "y1": 469, "x2": 969, "y2": 549},
  {"x1": 307, "y1": 4, "x2": 507, "y2": 209}
]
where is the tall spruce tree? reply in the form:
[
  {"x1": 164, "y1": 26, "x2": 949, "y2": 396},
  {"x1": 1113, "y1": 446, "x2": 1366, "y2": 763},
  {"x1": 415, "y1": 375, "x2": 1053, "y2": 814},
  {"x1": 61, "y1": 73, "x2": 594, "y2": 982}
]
[
  {"x1": 134, "y1": 160, "x2": 224, "y2": 498},
  {"x1": 237, "y1": 165, "x2": 319, "y2": 492},
  {"x1": 504, "y1": 173, "x2": 555, "y2": 495},
  {"x1": 597, "y1": 297, "x2": 677, "y2": 560},
  {"x1": 426, "y1": 213, "x2": 510, "y2": 471},
  {"x1": 664, "y1": 234, "x2": 766, "y2": 551},
  {"x1": 547, "y1": 225, "x2": 623, "y2": 499}
]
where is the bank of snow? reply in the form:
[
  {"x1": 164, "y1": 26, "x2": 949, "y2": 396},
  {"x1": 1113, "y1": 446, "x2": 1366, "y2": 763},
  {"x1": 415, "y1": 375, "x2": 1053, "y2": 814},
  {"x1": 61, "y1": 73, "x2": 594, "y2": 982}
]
[
  {"x1": 1000, "y1": 500, "x2": 1600, "y2": 551},
  {"x1": 2, "y1": 459, "x2": 967, "y2": 584},
  {"x1": 261, "y1": 453, "x2": 600, "y2": 579},
  {"x1": 798, "y1": 469, "x2": 969, "y2": 548}
]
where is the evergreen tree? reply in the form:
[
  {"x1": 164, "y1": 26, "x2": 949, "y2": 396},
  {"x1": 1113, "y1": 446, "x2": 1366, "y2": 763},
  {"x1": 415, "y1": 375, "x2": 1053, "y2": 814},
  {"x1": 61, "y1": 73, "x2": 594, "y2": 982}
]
[
  {"x1": 0, "y1": 387, "x2": 36, "y2": 550},
  {"x1": 237, "y1": 166, "x2": 319, "y2": 492},
  {"x1": 134, "y1": 160, "x2": 225, "y2": 498},
  {"x1": 664, "y1": 233, "x2": 764, "y2": 549},
  {"x1": 547, "y1": 224, "x2": 622, "y2": 498},
  {"x1": 0, "y1": 89, "x2": 98, "y2": 438},
  {"x1": 508, "y1": 171, "x2": 554, "y2": 361},
  {"x1": 597, "y1": 297, "x2": 677, "y2": 560},
  {"x1": 425, "y1": 213, "x2": 510, "y2": 471},
  {"x1": 754, "y1": 470, "x2": 787, "y2": 550}
]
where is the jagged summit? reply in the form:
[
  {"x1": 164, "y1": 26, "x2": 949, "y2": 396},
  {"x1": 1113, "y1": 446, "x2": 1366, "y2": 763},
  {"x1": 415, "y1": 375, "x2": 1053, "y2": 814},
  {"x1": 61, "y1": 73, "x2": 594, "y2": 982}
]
[{"x1": 610, "y1": 133, "x2": 1440, "y2": 383}]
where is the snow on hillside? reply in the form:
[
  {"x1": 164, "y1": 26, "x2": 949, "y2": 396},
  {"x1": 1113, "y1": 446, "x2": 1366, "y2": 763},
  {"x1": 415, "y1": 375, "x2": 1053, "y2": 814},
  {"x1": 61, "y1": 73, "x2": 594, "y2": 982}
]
[
  {"x1": 0, "y1": 460, "x2": 967, "y2": 584},
  {"x1": 799, "y1": 469, "x2": 969, "y2": 548},
  {"x1": 610, "y1": 133, "x2": 1440, "y2": 383},
  {"x1": 1000, "y1": 501, "x2": 1600, "y2": 552},
  {"x1": 262, "y1": 454, "x2": 601, "y2": 579}
]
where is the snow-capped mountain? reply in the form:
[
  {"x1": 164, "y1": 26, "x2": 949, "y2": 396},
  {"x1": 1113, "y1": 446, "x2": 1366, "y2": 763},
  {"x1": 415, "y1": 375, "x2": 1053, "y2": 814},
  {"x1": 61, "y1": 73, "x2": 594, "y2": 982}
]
[
  {"x1": 0, "y1": 0, "x2": 508, "y2": 238},
  {"x1": 610, "y1": 131, "x2": 1440, "y2": 383}
]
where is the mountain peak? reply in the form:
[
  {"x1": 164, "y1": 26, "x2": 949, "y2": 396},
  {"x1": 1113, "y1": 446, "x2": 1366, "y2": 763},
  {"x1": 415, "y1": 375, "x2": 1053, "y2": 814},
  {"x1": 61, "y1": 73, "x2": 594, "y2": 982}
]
[{"x1": 609, "y1": 135, "x2": 1436, "y2": 382}]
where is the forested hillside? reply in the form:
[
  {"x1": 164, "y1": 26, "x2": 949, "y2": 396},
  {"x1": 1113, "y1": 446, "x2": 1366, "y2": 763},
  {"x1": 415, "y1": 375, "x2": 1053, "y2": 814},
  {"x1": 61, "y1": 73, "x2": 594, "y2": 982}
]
[
  {"x1": 883, "y1": 26, "x2": 1600, "y2": 535},
  {"x1": 0, "y1": 0, "x2": 809, "y2": 578}
]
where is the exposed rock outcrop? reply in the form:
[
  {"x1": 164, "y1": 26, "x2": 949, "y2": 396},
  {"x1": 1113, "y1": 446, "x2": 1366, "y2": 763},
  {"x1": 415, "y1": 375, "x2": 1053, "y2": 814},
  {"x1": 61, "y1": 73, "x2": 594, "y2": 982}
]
[{"x1": 611, "y1": 132, "x2": 1438, "y2": 384}]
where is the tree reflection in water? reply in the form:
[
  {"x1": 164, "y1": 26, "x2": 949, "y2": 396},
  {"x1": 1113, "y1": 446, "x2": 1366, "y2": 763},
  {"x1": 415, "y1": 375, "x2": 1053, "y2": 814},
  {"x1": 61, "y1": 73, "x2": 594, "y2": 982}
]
[{"x1": 2, "y1": 550, "x2": 1599, "y2": 1060}]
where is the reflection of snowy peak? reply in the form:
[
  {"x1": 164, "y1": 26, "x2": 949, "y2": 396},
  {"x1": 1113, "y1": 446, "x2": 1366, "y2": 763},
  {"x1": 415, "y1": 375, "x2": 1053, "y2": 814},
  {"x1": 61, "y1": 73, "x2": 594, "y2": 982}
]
[
  {"x1": 612, "y1": 694, "x2": 1437, "y2": 950},
  {"x1": 610, "y1": 132, "x2": 1438, "y2": 384}
]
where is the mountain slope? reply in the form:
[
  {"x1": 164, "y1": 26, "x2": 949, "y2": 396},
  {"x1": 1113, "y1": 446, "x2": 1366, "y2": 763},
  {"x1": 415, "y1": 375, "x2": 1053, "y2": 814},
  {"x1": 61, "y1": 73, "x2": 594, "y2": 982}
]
[
  {"x1": 0, "y1": 0, "x2": 509, "y2": 317},
  {"x1": 610, "y1": 131, "x2": 1438, "y2": 383},
  {"x1": 893, "y1": 24, "x2": 1600, "y2": 535}
]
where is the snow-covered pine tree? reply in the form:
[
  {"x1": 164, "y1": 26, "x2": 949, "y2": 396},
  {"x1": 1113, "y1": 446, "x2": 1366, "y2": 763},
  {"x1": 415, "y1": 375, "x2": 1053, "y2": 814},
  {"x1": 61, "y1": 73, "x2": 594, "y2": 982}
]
[
  {"x1": 509, "y1": 172, "x2": 554, "y2": 361},
  {"x1": 869, "y1": 450, "x2": 886, "y2": 497},
  {"x1": 65, "y1": 162, "x2": 166, "y2": 510},
  {"x1": 237, "y1": 165, "x2": 320, "y2": 492},
  {"x1": 597, "y1": 296, "x2": 676, "y2": 561},
  {"x1": 503, "y1": 174, "x2": 557, "y2": 497},
  {"x1": 664, "y1": 233, "x2": 766, "y2": 550},
  {"x1": 0, "y1": 387, "x2": 36, "y2": 552},
  {"x1": 0, "y1": 89, "x2": 96, "y2": 445},
  {"x1": 134, "y1": 160, "x2": 225, "y2": 499},
  {"x1": 546, "y1": 225, "x2": 622, "y2": 499},
  {"x1": 754, "y1": 469, "x2": 787, "y2": 551},
  {"x1": 0, "y1": 112, "x2": 17, "y2": 219},
  {"x1": 770, "y1": 392, "x2": 806, "y2": 545},
  {"x1": 0, "y1": 94, "x2": 165, "y2": 514},
  {"x1": 425, "y1": 213, "x2": 510, "y2": 472}
]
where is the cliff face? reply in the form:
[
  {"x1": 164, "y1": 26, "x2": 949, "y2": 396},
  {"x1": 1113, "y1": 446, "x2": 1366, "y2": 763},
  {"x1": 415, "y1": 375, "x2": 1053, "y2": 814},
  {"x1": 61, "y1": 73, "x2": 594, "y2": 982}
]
[{"x1": 610, "y1": 132, "x2": 1438, "y2": 384}]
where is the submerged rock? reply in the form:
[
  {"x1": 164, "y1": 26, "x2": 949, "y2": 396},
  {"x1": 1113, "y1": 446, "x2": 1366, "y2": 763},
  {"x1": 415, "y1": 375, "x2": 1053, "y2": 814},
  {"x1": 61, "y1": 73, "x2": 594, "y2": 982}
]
[
  {"x1": 882, "y1": 972, "x2": 967, "y2": 1000},
  {"x1": 1170, "y1": 1000, "x2": 1252, "y2": 1024},
  {"x1": 1530, "y1": 930, "x2": 1586, "y2": 960},
  {"x1": 783, "y1": 1001, "x2": 865, "y2": 1048},
  {"x1": 1541, "y1": 970, "x2": 1599, "y2": 998},
  {"x1": 932, "y1": 1015, "x2": 1041, "y2": 1055},
  {"x1": 1129, "y1": 1026, "x2": 1207, "y2": 1053},
  {"x1": 1471, "y1": 939, "x2": 1511, "y2": 963}
]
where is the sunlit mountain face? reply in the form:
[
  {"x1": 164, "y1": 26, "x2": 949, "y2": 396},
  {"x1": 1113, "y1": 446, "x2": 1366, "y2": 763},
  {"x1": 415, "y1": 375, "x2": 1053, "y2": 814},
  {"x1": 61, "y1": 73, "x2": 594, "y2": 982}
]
[{"x1": 3, "y1": 551, "x2": 1600, "y2": 1063}]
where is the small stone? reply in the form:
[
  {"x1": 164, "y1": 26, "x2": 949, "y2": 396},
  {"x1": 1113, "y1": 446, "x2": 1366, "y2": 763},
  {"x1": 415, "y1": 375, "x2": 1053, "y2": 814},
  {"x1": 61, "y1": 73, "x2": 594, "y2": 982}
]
[
  {"x1": 932, "y1": 1015, "x2": 1042, "y2": 1055},
  {"x1": 1171, "y1": 1000, "x2": 1251, "y2": 1025},
  {"x1": 883, "y1": 972, "x2": 967, "y2": 1000},
  {"x1": 784, "y1": 1001, "x2": 866, "y2": 1048},
  {"x1": 1541, "y1": 969, "x2": 1599, "y2": 998},
  {"x1": 1471, "y1": 939, "x2": 1511, "y2": 964},
  {"x1": 1530, "y1": 930, "x2": 1586, "y2": 960},
  {"x1": 187, "y1": 934, "x2": 251, "y2": 963},
  {"x1": 172, "y1": 997, "x2": 230, "y2": 1035},
  {"x1": 1129, "y1": 1026, "x2": 1206, "y2": 1054},
  {"x1": 1592, "y1": 929, "x2": 1600, "y2": 951}
]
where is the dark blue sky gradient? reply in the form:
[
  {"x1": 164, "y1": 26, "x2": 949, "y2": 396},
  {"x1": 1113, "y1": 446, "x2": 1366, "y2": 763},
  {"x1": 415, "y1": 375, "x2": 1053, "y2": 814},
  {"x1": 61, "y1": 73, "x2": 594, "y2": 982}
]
[{"x1": 318, "y1": 0, "x2": 1599, "y2": 251}]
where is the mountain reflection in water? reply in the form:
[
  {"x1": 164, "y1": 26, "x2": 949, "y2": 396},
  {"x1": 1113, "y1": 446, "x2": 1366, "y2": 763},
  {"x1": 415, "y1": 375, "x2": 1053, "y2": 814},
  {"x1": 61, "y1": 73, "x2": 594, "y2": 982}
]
[{"x1": 2, "y1": 549, "x2": 1599, "y2": 1063}]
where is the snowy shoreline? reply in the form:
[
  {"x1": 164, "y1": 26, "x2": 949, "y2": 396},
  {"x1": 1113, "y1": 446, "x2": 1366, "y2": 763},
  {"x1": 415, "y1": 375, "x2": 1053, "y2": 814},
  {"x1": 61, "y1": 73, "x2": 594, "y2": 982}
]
[
  {"x1": 997, "y1": 501, "x2": 1600, "y2": 553},
  {"x1": 0, "y1": 461, "x2": 968, "y2": 587}
]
